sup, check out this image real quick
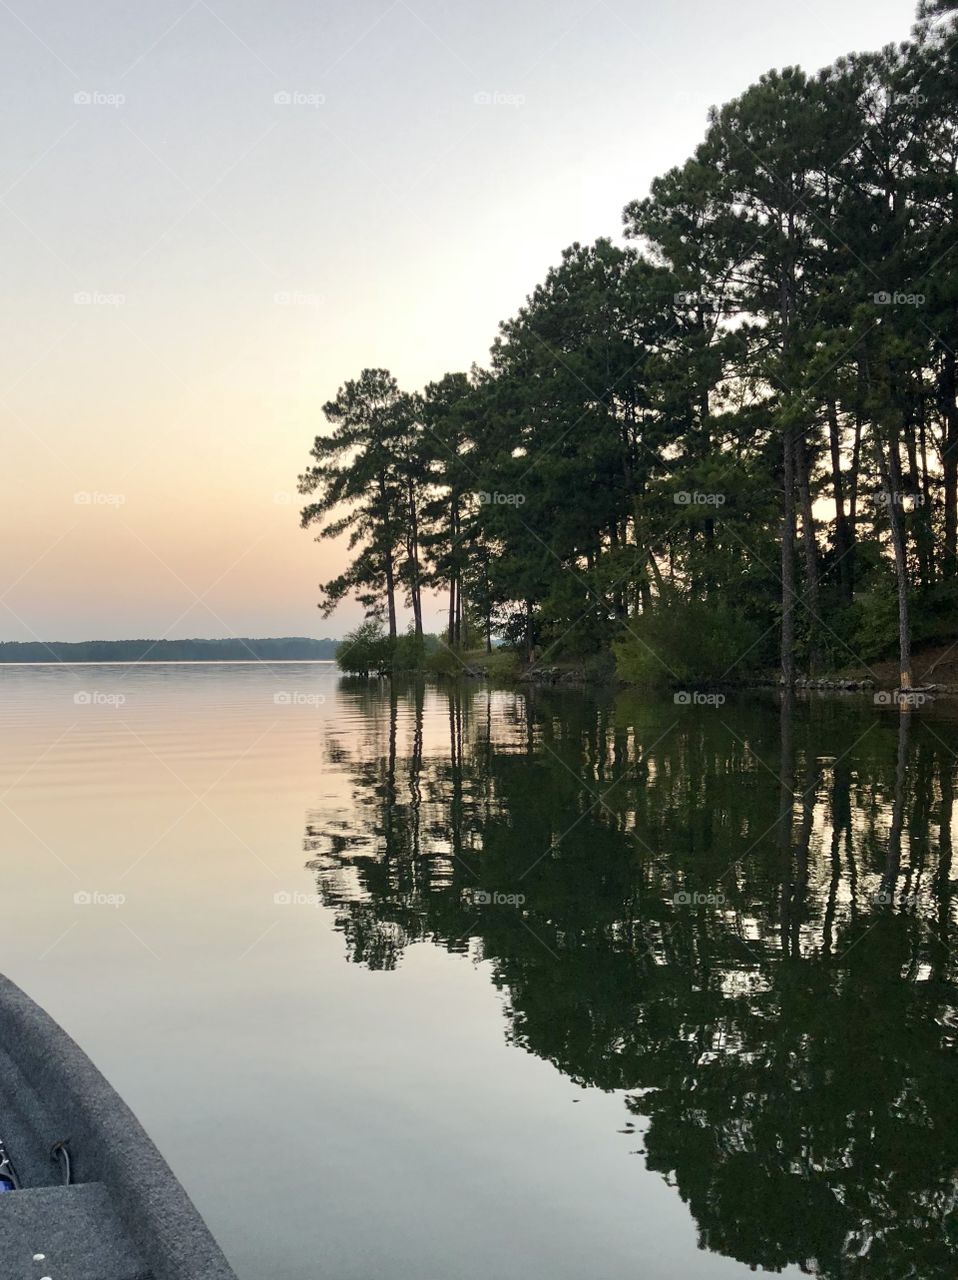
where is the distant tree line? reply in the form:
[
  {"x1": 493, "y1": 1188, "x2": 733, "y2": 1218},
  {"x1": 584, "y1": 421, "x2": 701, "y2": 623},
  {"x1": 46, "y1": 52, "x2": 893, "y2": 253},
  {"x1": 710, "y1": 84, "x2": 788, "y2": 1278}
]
[
  {"x1": 0, "y1": 638, "x2": 338, "y2": 663},
  {"x1": 300, "y1": 1, "x2": 958, "y2": 687}
]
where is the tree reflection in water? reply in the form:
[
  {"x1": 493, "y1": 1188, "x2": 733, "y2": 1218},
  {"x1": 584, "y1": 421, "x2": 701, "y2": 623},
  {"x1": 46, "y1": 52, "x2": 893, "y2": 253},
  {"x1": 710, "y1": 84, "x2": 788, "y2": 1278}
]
[{"x1": 304, "y1": 681, "x2": 958, "y2": 1278}]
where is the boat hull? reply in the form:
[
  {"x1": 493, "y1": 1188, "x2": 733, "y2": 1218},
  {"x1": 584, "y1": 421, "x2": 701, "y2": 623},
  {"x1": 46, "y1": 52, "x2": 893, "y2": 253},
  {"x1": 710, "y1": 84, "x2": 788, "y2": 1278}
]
[{"x1": 0, "y1": 974, "x2": 237, "y2": 1280}]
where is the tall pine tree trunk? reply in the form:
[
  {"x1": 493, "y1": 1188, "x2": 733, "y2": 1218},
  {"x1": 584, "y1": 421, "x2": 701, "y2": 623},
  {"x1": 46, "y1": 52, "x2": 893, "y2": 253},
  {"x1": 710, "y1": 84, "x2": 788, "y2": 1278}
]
[
  {"x1": 407, "y1": 480, "x2": 423, "y2": 640},
  {"x1": 483, "y1": 557, "x2": 492, "y2": 654},
  {"x1": 781, "y1": 424, "x2": 797, "y2": 688},
  {"x1": 919, "y1": 411, "x2": 934, "y2": 586},
  {"x1": 379, "y1": 472, "x2": 398, "y2": 641},
  {"x1": 384, "y1": 548, "x2": 397, "y2": 641},
  {"x1": 940, "y1": 351, "x2": 958, "y2": 576},
  {"x1": 827, "y1": 399, "x2": 853, "y2": 604},
  {"x1": 874, "y1": 423, "x2": 912, "y2": 690},
  {"x1": 849, "y1": 412, "x2": 862, "y2": 546},
  {"x1": 779, "y1": 237, "x2": 799, "y2": 688},
  {"x1": 905, "y1": 409, "x2": 933, "y2": 590},
  {"x1": 795, "y1": 431, "x2": 821, "y2": 672},
  {"x1": 447, "y1": 494, "x2": 459, "y2": 646}
]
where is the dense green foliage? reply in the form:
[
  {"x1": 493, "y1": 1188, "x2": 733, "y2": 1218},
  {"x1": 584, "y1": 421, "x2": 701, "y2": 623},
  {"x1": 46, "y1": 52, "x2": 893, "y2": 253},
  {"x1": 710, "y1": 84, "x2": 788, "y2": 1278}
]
[
  {"x1": 335, "y1": 622, "x2": 448, "y2": 680},
  {"x1": 0, "y1": 637, "x2": 338, "y2": 663},
  {"x1": 302, "y1": 2, "x2": 958, "y2": 686},
  {"x1": 336, "y1": 622, "x2": 442, "y2": 677}
]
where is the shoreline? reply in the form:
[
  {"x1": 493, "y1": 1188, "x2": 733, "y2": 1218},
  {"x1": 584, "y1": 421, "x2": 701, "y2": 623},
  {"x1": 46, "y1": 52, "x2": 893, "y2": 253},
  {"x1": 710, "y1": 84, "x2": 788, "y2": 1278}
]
[{"x1": 428, "y1": 656, "x2": 958, "y2": 699}]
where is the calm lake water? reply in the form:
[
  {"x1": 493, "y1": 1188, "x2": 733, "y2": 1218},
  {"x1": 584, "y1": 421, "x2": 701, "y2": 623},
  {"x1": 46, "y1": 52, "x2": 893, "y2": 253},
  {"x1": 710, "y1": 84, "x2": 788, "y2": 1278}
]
[{"x1": 1, "y1": 662, "x2": 956, "y2": 1279}]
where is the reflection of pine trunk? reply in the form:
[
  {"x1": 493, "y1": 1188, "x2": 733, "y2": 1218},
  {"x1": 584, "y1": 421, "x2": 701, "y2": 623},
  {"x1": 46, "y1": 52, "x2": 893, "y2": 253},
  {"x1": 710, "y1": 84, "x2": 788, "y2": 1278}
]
[
  {"x1": 822, "y1": 760, "x2": 851, "y2": 956},
  {"x1": 934, "y1": 762, "x2": 954, "y2": 979},
  {"x1": 523, "y1": 687, "x2": 534, "y2": 758},
  {"x1": 790, "y1": 760, "x2": 817, "y2": 959},
  {"x1": 778, "y1": 690, "x2": 795, "y2": 953},
  {"x1": 908, "y1": 742, "x2": 934, "y2": 901},
  {"x1": 409, "y1": 680, "x2": 424, "y2": 856},
  {"x1": 448, "y1": 688, "x2": 464, "y2": 868},
  {"x1": 384, "y1": 685, "x2": 398, "y2": 853},
  {"x1": 881, "y1": 708, "x2": 911, "y2": 899}
]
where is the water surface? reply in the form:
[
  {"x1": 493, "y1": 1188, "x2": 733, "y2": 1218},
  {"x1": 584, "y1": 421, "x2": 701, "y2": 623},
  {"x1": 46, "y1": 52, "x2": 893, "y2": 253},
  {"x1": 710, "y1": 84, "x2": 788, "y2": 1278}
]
[{"x1": 1, "y1": 663, "x2": 955, "y2": 1278}]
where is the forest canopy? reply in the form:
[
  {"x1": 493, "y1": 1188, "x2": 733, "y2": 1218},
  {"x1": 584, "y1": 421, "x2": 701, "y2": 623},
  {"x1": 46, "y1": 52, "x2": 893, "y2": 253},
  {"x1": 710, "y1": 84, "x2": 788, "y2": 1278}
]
[{"x1": 301, "y1": 1, "x2": 958, "y2": 688}]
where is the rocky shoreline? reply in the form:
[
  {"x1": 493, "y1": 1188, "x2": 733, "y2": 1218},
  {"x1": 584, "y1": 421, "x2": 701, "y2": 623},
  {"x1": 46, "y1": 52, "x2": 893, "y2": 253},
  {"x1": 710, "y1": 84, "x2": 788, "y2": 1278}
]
[{"x1": 446, "y1": 661, "x2": 954, "y2": 698}]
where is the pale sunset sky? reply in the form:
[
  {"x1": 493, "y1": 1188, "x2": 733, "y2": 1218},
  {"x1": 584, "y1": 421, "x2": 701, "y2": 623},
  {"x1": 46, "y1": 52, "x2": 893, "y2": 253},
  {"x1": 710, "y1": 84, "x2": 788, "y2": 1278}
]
[{"x1": 2, "y1": 0, "x2": 915, "y2": 641}]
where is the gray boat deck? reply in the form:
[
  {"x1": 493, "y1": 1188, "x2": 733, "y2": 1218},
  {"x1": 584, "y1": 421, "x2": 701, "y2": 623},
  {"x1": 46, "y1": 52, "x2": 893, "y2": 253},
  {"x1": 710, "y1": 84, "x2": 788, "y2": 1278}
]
[
  {"x1": 0, "y1": 1183, "x2": 149, "y2": 1279},
  {"x1": 0, "y1": 975, "x2": 236, "y2": 1280}
]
